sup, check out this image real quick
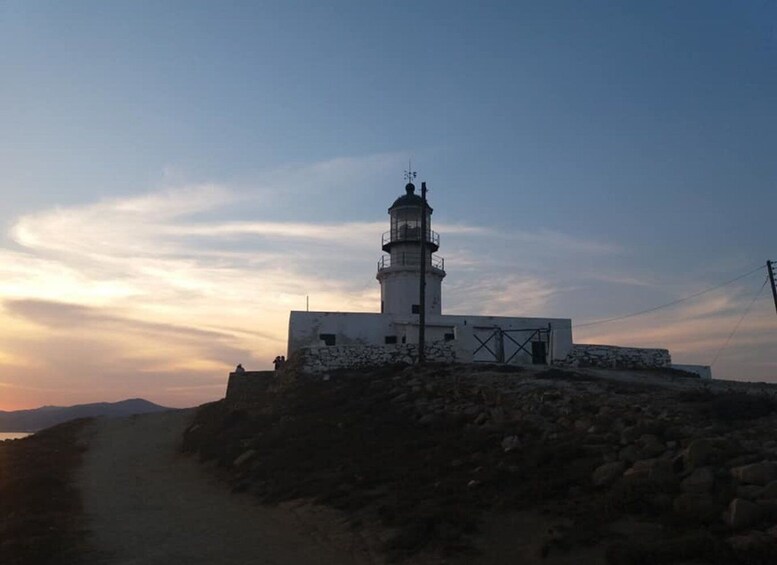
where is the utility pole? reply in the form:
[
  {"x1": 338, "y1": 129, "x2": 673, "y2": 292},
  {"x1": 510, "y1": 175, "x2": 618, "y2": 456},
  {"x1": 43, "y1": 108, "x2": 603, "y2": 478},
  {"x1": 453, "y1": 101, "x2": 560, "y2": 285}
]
[
  {"x1": 768, "y1": 260, "x2": 777, "y2": 315},
  {"x1": 418, "y1": 181, "x2": 427, "y2": 364}
]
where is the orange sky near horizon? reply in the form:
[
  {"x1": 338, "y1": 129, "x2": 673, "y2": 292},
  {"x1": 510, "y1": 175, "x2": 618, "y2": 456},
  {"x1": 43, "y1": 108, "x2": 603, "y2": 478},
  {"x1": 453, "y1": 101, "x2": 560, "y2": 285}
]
[{"x1": 1, "y1": 169, "x2": 775, "y2": 411}]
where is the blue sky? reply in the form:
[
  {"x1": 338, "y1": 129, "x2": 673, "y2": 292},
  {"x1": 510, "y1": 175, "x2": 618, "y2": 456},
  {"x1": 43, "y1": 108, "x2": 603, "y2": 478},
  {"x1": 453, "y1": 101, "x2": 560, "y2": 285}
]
[{"x1": 0, "y1": 1, "x2": 775, "y2": 409}]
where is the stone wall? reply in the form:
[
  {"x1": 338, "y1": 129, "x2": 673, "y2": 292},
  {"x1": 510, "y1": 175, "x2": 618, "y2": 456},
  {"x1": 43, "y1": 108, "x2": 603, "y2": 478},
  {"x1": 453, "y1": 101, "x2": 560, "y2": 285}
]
[
  {"x1": 670, "y1": 364, "x2": 712, "y2": 380},
  {"x1": 295, "y1": 342, "x2": 457, "y2": 374},
  {"x1": 558, "y1": 344, "x2": 671, "y2": 369},
  {"x1": 225, "y1": 371, "x2": 275, "y2": 408}
]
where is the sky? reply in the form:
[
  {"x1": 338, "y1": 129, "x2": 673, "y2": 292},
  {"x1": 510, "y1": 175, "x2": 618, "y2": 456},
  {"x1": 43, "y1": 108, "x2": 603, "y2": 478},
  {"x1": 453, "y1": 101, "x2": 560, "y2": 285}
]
[{"x1": 1, "y1": 1, "x2": 775, "y2": 410}]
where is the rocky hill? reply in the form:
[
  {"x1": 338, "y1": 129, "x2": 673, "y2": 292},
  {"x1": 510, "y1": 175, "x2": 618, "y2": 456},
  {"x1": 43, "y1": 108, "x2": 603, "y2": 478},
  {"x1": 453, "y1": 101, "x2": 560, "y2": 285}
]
[
  {"x1": 0, "y1": 398, "x2": 170, "y2": 432},
  {"x1": 183, "y1": 364, "x2": 777, "y2": 564}
]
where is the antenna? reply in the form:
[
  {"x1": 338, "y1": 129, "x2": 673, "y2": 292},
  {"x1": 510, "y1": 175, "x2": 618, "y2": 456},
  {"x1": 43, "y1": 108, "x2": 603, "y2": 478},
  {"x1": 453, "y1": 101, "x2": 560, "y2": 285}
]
[{"x1": 404, "y1": 159, "x2": 416, "y2": 184}]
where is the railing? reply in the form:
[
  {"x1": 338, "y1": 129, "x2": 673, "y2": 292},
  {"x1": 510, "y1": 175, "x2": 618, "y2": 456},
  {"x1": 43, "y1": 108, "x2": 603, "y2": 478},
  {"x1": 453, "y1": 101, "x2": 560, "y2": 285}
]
[
  {"x1": 382, "y1": 228, "x2": 440, "y2": 247},
  {"x1": 377, "y1": 253, "x2": 445, "y2": 271}
]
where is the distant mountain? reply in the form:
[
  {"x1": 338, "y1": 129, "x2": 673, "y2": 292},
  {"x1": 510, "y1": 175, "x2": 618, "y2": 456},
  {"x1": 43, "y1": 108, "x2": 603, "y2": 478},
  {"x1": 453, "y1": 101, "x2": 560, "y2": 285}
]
[{"x1": 0, "y1": 398, "x2": 171, "y2": 432}]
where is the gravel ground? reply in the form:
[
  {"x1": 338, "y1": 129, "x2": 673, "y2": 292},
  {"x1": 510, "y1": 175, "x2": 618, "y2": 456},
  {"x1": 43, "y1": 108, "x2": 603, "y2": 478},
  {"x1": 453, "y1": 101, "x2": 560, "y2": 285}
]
[{"x1": 77, "y1": 409, "x2": 361, "y2": 565}]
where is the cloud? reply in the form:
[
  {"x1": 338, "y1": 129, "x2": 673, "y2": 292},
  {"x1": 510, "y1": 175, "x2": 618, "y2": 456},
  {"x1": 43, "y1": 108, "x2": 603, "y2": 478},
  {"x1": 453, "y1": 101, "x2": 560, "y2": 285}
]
[
  {"x1": 573, "y1": 283, "x2": 777, "y2": 379},
  {"x1": 3, "y1": 299, "x2": 240, "y2": 341},
  {"x1": 444, "y1": 275, "x2": 562, "y2": 317},
  {"x1": 0, "y1": 152, "x2": 770, "y2": 409}
]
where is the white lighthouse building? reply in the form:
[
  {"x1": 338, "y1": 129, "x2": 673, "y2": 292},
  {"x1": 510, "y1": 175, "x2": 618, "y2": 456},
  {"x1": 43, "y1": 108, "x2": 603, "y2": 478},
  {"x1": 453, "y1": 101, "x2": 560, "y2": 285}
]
[
  {"x1": 377, "y1": 180, "x2": 445, "y2": 317},
  {"x1": 287, "y1": 176, "x2": 575, "y2": 365}
]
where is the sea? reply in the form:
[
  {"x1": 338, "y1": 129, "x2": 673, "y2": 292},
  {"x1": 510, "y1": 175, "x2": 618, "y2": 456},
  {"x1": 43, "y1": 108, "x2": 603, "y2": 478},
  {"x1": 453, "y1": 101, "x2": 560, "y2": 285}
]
[{"x1": 0, "y1": 432, "x2": 32, "y2": 441}]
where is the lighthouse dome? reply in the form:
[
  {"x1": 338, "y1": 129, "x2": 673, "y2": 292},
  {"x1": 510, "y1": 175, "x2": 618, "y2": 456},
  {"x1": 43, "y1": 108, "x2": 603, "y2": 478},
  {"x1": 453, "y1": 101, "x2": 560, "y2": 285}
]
[{"x1": 389, "y1": 182, "x2": 433, "y2": 212}]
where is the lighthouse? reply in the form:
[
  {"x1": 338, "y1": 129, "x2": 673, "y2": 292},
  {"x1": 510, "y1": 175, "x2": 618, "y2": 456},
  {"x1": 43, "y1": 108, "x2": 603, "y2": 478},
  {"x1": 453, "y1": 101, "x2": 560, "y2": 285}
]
[
  {"x1": 376, "y1": 178, "x2": 446, "y2": 316},
  {"x1": 282, "y1": 169, "x2": 709, "y2": 377},
  {"x1": 287, "y1": 170, "x2": 575, "y2": 367}
]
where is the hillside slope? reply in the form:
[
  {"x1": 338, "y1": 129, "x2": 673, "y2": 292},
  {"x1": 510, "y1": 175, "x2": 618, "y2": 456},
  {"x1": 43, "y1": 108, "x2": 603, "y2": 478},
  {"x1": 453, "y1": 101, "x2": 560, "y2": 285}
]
[
  {"x1": 184, "y1": 364, "x2": 777, "y2": 564},
  {"x1": 0, "y1": 398, "x2": 170, "y2": 432}
]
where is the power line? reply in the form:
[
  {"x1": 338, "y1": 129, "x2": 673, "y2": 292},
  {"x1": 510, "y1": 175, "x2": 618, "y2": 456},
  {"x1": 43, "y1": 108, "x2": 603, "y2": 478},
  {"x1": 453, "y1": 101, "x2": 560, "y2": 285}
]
[
  {"x1": 573, "y1": 264, "x2": 766, "y2": 329},
  {"x1": 709, "y1": 276, "x2": 769, "y2": 367}
]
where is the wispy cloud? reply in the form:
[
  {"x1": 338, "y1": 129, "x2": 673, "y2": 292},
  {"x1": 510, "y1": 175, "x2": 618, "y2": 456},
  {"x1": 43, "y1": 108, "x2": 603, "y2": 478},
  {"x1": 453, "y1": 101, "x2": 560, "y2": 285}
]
[
  {"x1": 0, "y1": 153, "x2": 770, "y2": 409},
  {"x1": 574, "y1": 282, "x2": 777, "y2": 379}
]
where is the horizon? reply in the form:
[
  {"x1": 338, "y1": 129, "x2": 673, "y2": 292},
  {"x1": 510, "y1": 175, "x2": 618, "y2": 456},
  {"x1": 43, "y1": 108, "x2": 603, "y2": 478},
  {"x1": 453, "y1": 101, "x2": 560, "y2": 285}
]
[{"x1": 1, "y1": 1, "x2": 775, "y2": 410}]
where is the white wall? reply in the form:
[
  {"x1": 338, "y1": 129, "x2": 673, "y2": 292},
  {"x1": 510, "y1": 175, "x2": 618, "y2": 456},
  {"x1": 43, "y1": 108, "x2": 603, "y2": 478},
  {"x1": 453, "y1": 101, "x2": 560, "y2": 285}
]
[
  {"x1": 377, "y1": 268, "x2": 443, "y2": 316},
  {"x1": 430, "y1": 314, "x2": 573, "y2": 362},
  {"x1": 288, "y1": 310, "x2": 573, "y2": 363},
  {"x1": 287, "y1": 311, "x2": 395, "y2": 356}
]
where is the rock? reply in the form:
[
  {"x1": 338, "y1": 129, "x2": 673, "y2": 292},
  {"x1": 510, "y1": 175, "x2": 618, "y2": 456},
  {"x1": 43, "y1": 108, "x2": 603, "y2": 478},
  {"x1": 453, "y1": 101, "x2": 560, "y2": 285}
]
[
  {"x1": 736, "y1": 485, "x2": 765, "y2": 500},
  {"x1": 618, "y1": 445, "x2": 641, "y2": 464},
  {"x1": 233, "y1": 449, "x2": 256, "y2": 467},
  {"x1": 727, "y1": 498, "x2": 762, "y2": 529},
  {"x1": 673, "y1": 493, "x2": 720, "y2": 521},
  {"x1": 501, "y1": 435, "x2": 521, "y2": 452},
  {"x1": 574, "y1": 418, "x2": 592, "y2": 432},
  {"x1": 474, "y1": 412, "x2": 488, "y2": 425},
  {"x1": 727, "y1": 531, "x2": 772, "y2": 551},
  {"x1": 417, "y1": 414, "x2": 436, "y2": 426},
  {"x1": 681, "y1": 467, "x2": 715, "y2": 494},
  {"x1": 592, "y1": 461, "x2": 625, "y2": 487},
  {"x1": 639, "y1": 434, "x2": 666, "y2": 458},
  {"x1": 757, "y1": 498, "x2": 777, "y2": 521},
  {"x1": 490, "y1": 407, "x2": 506, "y2": 424},
  {"x1": 620, "y1": 426, "x2": 641, "y2": 445},
  {"x1": 682, "y1": 438, "x2": 713, "y2": 470},
  {"x1": 624, "y1": 458, "x2": 676, "y2": 485},
  {"x1": 761, "y1": 480, "x2": 777, "y2": 499},
  {"x1": 731, "y1": 461, "x2": 777, "y2": 486}
]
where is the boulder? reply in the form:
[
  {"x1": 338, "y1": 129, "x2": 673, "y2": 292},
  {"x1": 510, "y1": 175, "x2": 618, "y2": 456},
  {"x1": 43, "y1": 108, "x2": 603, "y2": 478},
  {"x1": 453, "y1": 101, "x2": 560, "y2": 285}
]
[
  {"x1": 736, "y1": 485, "x2": 765, "y2": 500},
  {"x1": 731, "y1": 461, "x2": 777, "y2": 486},
  {"x1": 673, "y1": 493, "x2": 720, "y2": 521},
  {"x1": 624, "y1": 458, "x2": 676, "y2": 485},
  {"x1": 233, "y1": 449, "x2": 257, "y2": 467},
  {"x1": 501, "y1": 435, "x2": 521, "y2": 452},
  {"x1": 618, "y1": 445, "x2": 641, "y2": 464},
  {"x1": 592, "y1": 461, "x2": 625, "y2": 487},
  {"x1": 682, "y1": 438, "x2": 713, "y2": 470},
  {"x1": 681, "y1": 467, "x2": 715, "y2": 494},
  {"x1": 620, "y1": 426, "x2": 641, "y2": 445},
  {"x1": 756, "y1": 498, "x2": 777, "y2": 520},
  {"x1": 639, "y1": 434, "x2": 666, "y2": 458},
  {"x1": 727, "y1": 498, "x2": 762, "y2": 529},
  {"x1": 760, "y1": 480, "x2": 777, "y2": 499},
  {"x1": 727, "y1": 531, "x2": 772, "y2": 551}
]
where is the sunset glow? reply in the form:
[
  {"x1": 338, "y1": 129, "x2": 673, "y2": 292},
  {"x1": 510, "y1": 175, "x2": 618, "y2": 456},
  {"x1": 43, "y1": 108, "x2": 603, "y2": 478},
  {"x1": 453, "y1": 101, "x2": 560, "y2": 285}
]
[{"x1": 1, "y1": 2, "x2": 775, "y2": 410}]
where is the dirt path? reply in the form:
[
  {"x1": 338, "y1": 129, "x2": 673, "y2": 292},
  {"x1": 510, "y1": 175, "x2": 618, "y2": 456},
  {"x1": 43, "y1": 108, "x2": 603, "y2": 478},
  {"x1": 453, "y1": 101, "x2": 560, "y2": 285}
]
[{"x1": 77, "y1": 409, "x2": 362, "y2": 565}]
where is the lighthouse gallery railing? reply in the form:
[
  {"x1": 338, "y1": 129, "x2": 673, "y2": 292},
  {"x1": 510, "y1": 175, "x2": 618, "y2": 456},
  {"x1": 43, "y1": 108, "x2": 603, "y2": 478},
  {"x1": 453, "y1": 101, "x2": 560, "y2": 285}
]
[
  {"x1": 377, "y1": 254, "x2": 445, "y2": 271},
  {"x1": 382, "y1": 227, "x2": 440, "y2": 247}
]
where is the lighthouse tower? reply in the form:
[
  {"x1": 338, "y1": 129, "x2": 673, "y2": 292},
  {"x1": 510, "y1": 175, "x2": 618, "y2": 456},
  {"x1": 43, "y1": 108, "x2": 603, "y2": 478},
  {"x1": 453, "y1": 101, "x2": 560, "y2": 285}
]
[{"x1": 376, "y1": 176, "x2": 446, "y2": 316}]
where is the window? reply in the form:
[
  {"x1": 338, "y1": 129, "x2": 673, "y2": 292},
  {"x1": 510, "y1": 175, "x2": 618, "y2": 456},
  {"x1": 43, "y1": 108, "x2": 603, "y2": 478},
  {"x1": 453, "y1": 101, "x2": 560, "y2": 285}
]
[
  {"x1": 444, "y1": 333, "x2": 455, "y2": 341},
  {"x1": 412, "y1": 304, "x2": 420, "y2": 314},
  {"x1": 384, "y1": 335, "x2": 397, "y2": 344},
  {"x1": 319, "y1": 333, "x2": 336, "y2": 346}
]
